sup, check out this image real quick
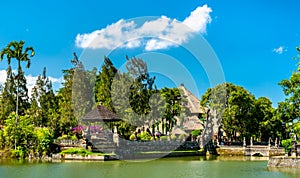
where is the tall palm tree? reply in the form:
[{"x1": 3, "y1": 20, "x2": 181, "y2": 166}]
[
  {"x1": 0, "y1": 40, "x2": 35, "y2": 115},
  {"x1": 0, "y1": 40, "x2": 34, "y2": 149}
]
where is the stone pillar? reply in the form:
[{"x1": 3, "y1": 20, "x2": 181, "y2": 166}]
[
  {"x1": 250, "y1": 136, "x2": 253, "y2": 147},
  {"x1": 292, "y1": 134, "x2": 297, "y2": 157},
  {"x1": 198, "y1": 136, "x2": 204, "y2": 148},
  {"x1": 268, "y1": 137, "x2": 271, "y2": 148},
  {"x1": 275, "y1": 137, "x2": 278, "y2": 148},
  {"x1": 296, "y1": 144, "x2": 300, "y2": 156},
  {"x1": 113, "y1": 126, "x2": 119, "y2": 147},
  {"x1": 86, "y1": 124, "x2": 91, "y2": 140},
  {"x1": 243, "y1": 137, "x2": 246, "y2": 147}
]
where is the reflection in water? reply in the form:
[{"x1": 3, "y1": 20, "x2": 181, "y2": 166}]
[
  {"x1": 268, "y1": 167, "x2": 300, "y2": 177},
  {"x1": 173, "y1": 155, "x2": 269, "y2": 162},
  {"x1": 0, "y1": 156, "x2": 298, "y2": 178}
]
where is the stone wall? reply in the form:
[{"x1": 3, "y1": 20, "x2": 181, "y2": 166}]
[
  {"x1": 217, "y1": 146, "x2": 284, "y2": 156},
  {"x1": 269, "y1": 148, "x2": 285, "y2": 156},
  {"x1": 54, "y1": 139, "x2": 83, "y2": 148},
  {"x1": 216, "y1": 146, "x2": 245, "y2": 156},
  {"x1": 268, "y1": 157, "x2": 300, "y2": 168},
  {"x1": 63, "y1": 154, "x2": 104, "y2": 161},
  {"x1": 117, "y1": 140, "x2": 200, "y2": 153}
]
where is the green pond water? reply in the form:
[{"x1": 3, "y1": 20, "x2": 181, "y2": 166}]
[{"x1": 0, "y1": 156, "x2": 299, "y2": 178}]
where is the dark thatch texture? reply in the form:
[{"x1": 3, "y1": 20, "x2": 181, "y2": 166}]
[{"x1": 83, "y1": 105, "x2": 120, "y2": 122}]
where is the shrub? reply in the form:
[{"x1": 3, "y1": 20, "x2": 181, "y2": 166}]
[
  {"x1": 281, "y1": 139, "x2": 292, "y2": 154},
  {"x1": 129, "y1": 134, "x2": 136, "y2": 141},
  {"x1": 171, "y1": 135, "x2": 177, "y2": 140},
  {"x1": 62, "y1": 135, "x2": 69, "y2": 139},
  {"x1": 191, "y1": 130, "x2": 202, "y2": 137},
  {"x1": 34, "y1": 127, "x2": 53, "y2": 156},
  {"x1": 11, "y1": 146, "x2": 27, "y2": 159},
  {"x1": 70, "y1": 135, "x2": 78, "y2": 141},
  {"x1": 60, "y1": 148, "x2": 92, "y2": 156},
  {"x1": 140, "y1": 132, "x2": 152, "y2": 141},
  {"x1": 0, "y1": 130, "x2": 4, "y2": 149},
  {"x1": 160, "y1": 136, "x2": 168, "y2": 141}
]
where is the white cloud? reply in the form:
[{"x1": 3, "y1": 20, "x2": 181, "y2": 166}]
[
  {"x1": 124, "y1": 40, "x2": 141, "y2": 49},
  {"x1": 0, "y1": 70, "x2": 7, "y2": 86},
  {"x1": 25, "y1": 75, "x2": 63, "y2": 96},
  {"x1": 75, "y1": 5, "x2": 212, "y2": 51},
  {"x1": 25, "y1": 75, "x2": 38, "y2": 95},
  {"x1": 0, "y1": 69, "x2": 62, "y2": 96},
  {"x1": 182, "y1": 5, "x2": 212, "y2": 33},
  {"x1": 48, "y1": 76, "x2": 63, "y2": 84},
  {"x1": 145, "y1": 39, "x2": 174, "y2": 51},
  {"x1": 273, "y1": 46, "x2": 287, "y2": 54}
]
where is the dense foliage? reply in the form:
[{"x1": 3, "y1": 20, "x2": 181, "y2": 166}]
[
  {"x1": 200, "y1": 83, "x2": 280, "y2": 141},
  {"x1": 0, "y1": 40, "x2": 299, "y2": 158}
]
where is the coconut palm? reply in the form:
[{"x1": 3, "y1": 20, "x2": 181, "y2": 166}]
[
  {"x1": 0, "y1": 40, "x2": 35, "y2": 116},
  {"x1": 0, "y1": 40, "x2": 34, "y2": 149}
]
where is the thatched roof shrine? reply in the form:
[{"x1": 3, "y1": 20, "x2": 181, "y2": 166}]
[{"x1": 82, "y1": 105, "x2": 120, "y2": 122}]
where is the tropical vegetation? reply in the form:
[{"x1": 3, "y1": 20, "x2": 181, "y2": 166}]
[{"x1": 0, "y1": 40, "x2": 299, "y2": 158}]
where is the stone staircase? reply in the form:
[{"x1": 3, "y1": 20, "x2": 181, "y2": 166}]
[{"x1": 90, "y1": 131, "x2": 117, "y2": 154}]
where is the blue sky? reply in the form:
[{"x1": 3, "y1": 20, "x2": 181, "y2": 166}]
[{"x1": 0, "y1": 0, "x2": 300, "y2": 107}]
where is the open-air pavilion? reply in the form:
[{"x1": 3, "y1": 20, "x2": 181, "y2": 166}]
[{"x1": 82, "y1": 105, "x2": 120, "y2": 138}]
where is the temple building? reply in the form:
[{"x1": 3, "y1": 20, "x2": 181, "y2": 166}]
[{"x1": 175, "y1": 84, "x2": 207, "y2": 136}]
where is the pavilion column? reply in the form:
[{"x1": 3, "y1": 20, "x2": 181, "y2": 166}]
[{"x1": 113, "y1": 126, "x2": 119, "y2": 147}]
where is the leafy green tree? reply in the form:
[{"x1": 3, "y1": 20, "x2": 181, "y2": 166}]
[
  {"x1": 278, "y1": 46, "x2": 300, "y2": 140},
  {"x1": 148, "y1": 90, "x2": 166, "y2": 134},
  {"x1": 57, "y1": 53, "x2": 78, "y2": 135},
  {"x1": 267, "y1": 109, "x2": 286, "y2": 140},
  {"x1": 201, "y1": 83, "x2": 264, "y2": 141},
  {"x1": 72, "y1": 53, "x2": 94, "y2": 122},
  {"x1": 95, "y1": 56, "x2": 117, "y2": 112},
  {"x1": 293, "y1": 121, "x2": 300, "y2": 138},
  {"x1": 201, "y1": 83, "x2": 237, "y2": 138},
  {"x1": 111, "y1": 57, "x2": 164, "y2": 137},
  {"x1": 0, "y1": 66, "x2": 16, "y2": 124},
  {"x1": 278, "y1": 72, "x2": 300, "y2": 121},
  {"x1": 0, "y1": 129, "x2": 4, "y2": 149},
  {"x1": 254, "y1": 97, "x2": 275, "y2": 141},
  {"x1": 29, "y1": 67, "x2": 59, "y2": 129},
  {"x1": 126, "y1": 56, "x2": 157, "y2": 119},
  {"x1": 86, "y1": 67, "x2": 98, "y2": 97},
  {"x1": 111, "y1": 72, "x2": 137, "y2": 137},
  {"x1": 34, "y1": 127, "x2": 53, "y2": 156},
  {"x1": 127, "y1": 56, "x2": 164, "y2": 130},
  {"x1": 29, "y1": 86, "x2": 40, "y2": 126},
  {"x1": 15, "y1": 69, "x2": 30, "y2": 116},
  {"x1": 161, "y1": 87, "x2": 183, "y2": 134},
  {"x1": 225, "y1": 86, "x2": 256, "y2": 139},
  {"x1": 3, "y1": 113, "x2": 35, "y2": 156},
  {"x1": 201, "y1": 83, "x2": 236, "y2": 119}
]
